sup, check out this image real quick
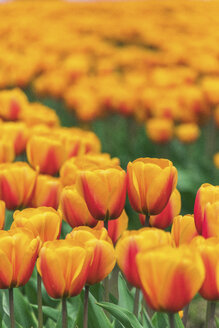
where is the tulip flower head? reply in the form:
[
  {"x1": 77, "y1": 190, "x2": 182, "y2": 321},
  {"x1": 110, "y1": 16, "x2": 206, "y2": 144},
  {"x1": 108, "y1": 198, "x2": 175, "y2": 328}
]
[
  {"x1": 0, "y1": 228, "x2": 40, "y2": 288},
  {"x1": 127, "y1": 158, "x2": 177, "y2": 215},
  {"x1": 194, "y1": 183, "x2": 219, "y2": 234},
  {"x1": 77, "y1": 166, "x2": 127, "y2": 220},
  {"x1": 171, "y1": 214, "x2": 199, "y2": 247},
  {"x1": 37, "y1": 239, "x2": 91, "y2": 298},
  {"x1": 66, "y1": 227, "x2": 116, "y2": 285},
  {"x1": 136, "y1": 246, "x2": 205, "y2": 312},
  {"x1": 12, "y1": 207, "x2": 62, "y2": 245}
]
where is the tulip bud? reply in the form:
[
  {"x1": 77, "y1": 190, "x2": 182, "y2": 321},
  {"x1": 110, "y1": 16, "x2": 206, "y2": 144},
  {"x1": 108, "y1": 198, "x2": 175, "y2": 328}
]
[
  {"x1": 171, "y1": 215, "x2": 198, "y2": 247},
  {"x1": 127, "y1": 158, "x2": 177, "y2": 215},
  {"x1": 136, "y1": 246, "x2": 205, "y2": 312},
  {"x1": 0, "y1": 162, "x2": 37, "y2": 210},
  {"x1": 77, "y1": 167, "x2": 127, "y2": 220},
  {"x1": 0, "y1": 228, "x2": 40, "y2": 288}
]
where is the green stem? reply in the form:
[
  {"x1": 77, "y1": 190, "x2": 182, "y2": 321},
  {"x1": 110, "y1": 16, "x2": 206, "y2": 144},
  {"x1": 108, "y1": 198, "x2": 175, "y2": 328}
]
[
  {"x1": 62, "y1": 297, "x2": 68, "y2": 328},
  {"x1": 104, "y1": 211, "x2": 109, "y2": 230},
  {"x1": 168, "y1": 313, "x2": 175, "y2": 328},
  {"x1": 9, "y1": 288, "x2": 15, "y2": 328},
  {"x1": 133, "y1": 288, "x2": 140, "y2": 318},
  {"x1": 37, "y1": 272, "x2": 43, "y2": 328},
  {"x1": 182, "y1": 304, "x2": 189, "y2": 327},
  {"x1": 83, "y1": 285, "x2": 89, "y2": 328},
  {"x1": 104, "y1": 276, "x2": 109, "y2": 302},
  {"x1": 205, "y1": 301, "x2": 216, "y2": 328}
]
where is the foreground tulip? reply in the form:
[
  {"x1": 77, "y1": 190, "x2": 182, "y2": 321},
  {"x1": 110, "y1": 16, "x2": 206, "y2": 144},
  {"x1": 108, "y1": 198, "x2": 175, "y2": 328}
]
[
  {"x1": 191, "y1": 236, "x2": 219, "y2": 300},
  {"x1": 66, "y1": 227, "x2": 116, "y2": 285},
  {"x1": 37, "y1": 239, "x2": 91, "y2": 298},
  {"x1": 171, "y1": 215, "x2": 198, "y2": 247},
  {"x1": 0, "y1": 228, "x2": 40, "y2": 288},
  {"x1": 27, "y1": 134, "x2": 65, "y2": 175},
  {"x1": 127, "y1": 158, "x2": 177, "y2": 216},
  {"x1": 136, "y1": 246, "x2": 205, "y2": 312},
  {"x1": 116, "y1": 228, "x2": 172, "y2": 288},
  {"x1": 59, "y1": 185, "x2": 98, "y2": 228},
  {"x1": 194, "y1": 183, "x2": 219, "y2": 234},
  {"x1": 77, "y1": 167, "x2": 126, "y2": 221},
  {"x1": 30, "y1": 175, "x2": 62, "y2": 209},
  {"x1": 11, "y1": 207, "x2": 62, "y2": 245},
  {"x1": 0, "y1": 162, "x2": 37, "y2": 209}
]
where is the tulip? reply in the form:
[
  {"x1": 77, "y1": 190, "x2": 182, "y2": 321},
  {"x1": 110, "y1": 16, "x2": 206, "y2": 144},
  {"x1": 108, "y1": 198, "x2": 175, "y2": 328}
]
[
  {"x1": 30, "y1": 175, "x2": 62, "y2": 209},
  {"x1": 11, "y1": 207, "x2": 62, "y2": 245},
  {"x1": 2, "y1": 122, "x2": 29, "y2": 155},
  {"x1": 213, "y1": 153, "x2": 219, "y2": 169},
  {"x1": 37, "y1": 239, "x2": 91, "y2": 298},
  {"x1": 60, "y1": 154, "x2": 120, "y2": 187},
  {"x1": 116, "y1": 228, "x2": 172, "y2": 288},
  {"x1": 59, "y1": 185, "x2": 98, "y2": 228},
  {"x1": 127, "y1": 158, "x2": 177, "y2": 215},
  {"x1": 95, "y1": 209, "x2": 128, "y2": 244},
  {"x1": 171, "y1": 215, "x2": 198, "y2": 247},
  {"x1": 202, "y1": 202, "x2": 219, "y2": 238},
  {"x1": 0, "y1": 162, "x2": 37, "y2": 210},
  {"x1": 175, "y1": 123, "x2": 200, "y2": 144},
  {"x1": 26, "y1": 134, "x2": 65, "y2": 175},
  {"x1": 77, "y1": 167, "x2": 127, "y2": 220},
  {"x1": 0, "y1": 88, "x2": 28, "y2": 121},
  {"x1": 0, "y1": 228, "x2": 40, "y2": 288},
  {"x1": 136, "y1": 246, "x2": 205, "y2": 312},
  {"x1": 194, "y1": 183, "x2": 219, "y2": 234},
  {"x1": 191, "y1": 236, "x2": 219, "y2": 300},
  {"x1": 145, "y1": 118, "x2": 174, "y2": 144},
  {"x1": 148, "y1": 189, "x2": 181, "y2": 229},
  {"x1": 66, "y1": 227, "x2": 116, "y2": 285},
  {"x1": 0, "y1": 201, "x2": 5, "y2": 230}
]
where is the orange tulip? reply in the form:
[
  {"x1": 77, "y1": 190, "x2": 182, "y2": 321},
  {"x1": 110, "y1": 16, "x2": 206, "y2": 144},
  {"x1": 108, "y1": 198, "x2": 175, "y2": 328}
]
[
  {"x1": 11, "y1": 207, "x2": 62, "y2": 245},
  {"x1": 60, "y1": 154, "x2": 120, "y2": 187},
  {"x1": 0, "y1": 228, "x2": 40, "y2": 288},
  {"x1": 202, "y1": 202, "x2": 219, "y2": 238},
  {"x1": 77, "y1": 167, "x2": 127, "y2": 220},
  {"x1": 30, "y1": 175, "x2": 62, "y2": 209},
  {"x1": 2, "y1": 122, "x2": 29, "y2": 155},
  {"x1": 37, "y1": 239, "x2": 91, "y2": 298},
  {"x1": 136, "y1": 246, "x2": 205, "y2": 312},
  {"x1": 194, "y1": 183, "x2": 219, "y2": 234},
  {"x1": 127, "y1": 158, "x2": 177, "y2": 215},
  {"x1": 145, "y1": 118, "x2": 174, "y2": 144},
  {"x1": 0, "y1": 162, "x2": 37, "y2": 209},
  {"x1": 0, "y1": 88, "x2": 28, "y2": 121},
  {"x1": 213, "y1": 153, "x2": 219, "y2": 169},
  {"x1": 59, "y1": 185, "x2": 98, "y2": 228},
  {"x1": 66, "y1": 227, "x2": 116, "y2": 285},
  {"x1": 175, "y1": 123, "x2": 200, "y2": 144},
  {"x1": 116, "y1": 228, "x2": 172, "y2": 288},
  {"x1": 191, "y1": 236, "x2": 219, "y2": 300},
  {"x1": 148, "y1": 189, "x2": 181, "y2": 229},
  {"x1": 95, "y1": 210, "x2": 128, "y2": 244},
  {"x1": 171, "y1": 215, "x2": 198, "y2": 247},
  {"x1": 26, "y1": 134, "x2": 65, "y2": 175},
  {"x1": 0, "y1": 201, "x2": 5, "y2": 230}
]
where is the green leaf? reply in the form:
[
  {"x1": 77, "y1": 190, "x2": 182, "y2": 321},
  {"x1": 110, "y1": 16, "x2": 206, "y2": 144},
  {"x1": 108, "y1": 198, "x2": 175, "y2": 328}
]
[
  {"x1": 152, "y1": 312, "x2": 169, "y2": 328},
  {"x1": 88, "y1": 294, "x2": 113, "y2": 328},
  {"x1": 215, "y1": 317, "x2": 219, "y2": 328},
  {"x1": 142, "y1": 308, "x2": 155, "y2": 328},
  {"x1": 97, "y1": 301, "x2": 143, "y2": 328},
  {"x1": 118, "y1": 273, "x2": 134, "y2": 313},
  {"x1": 31, "y1": 304, "x2": 59, "y2": 322},
  {"x1": 174, "y1": 313, "x2": 184, "y2": 328}
]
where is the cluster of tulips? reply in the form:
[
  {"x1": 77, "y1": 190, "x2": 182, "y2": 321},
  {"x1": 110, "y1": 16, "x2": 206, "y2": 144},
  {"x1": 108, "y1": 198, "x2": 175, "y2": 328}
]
[{"x1": 0, "y1": 0, "x2": 219, "y2": 147}]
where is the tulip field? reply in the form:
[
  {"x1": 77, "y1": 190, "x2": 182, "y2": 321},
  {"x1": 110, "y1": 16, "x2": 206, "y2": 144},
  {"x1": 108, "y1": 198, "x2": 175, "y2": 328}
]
[{"x1": 0, "y1": 1, "x2": 219, "y2": 328}]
